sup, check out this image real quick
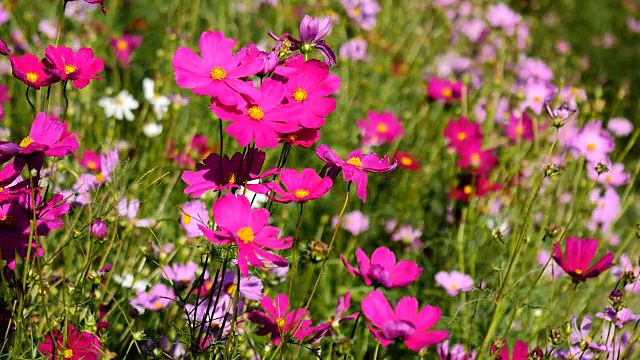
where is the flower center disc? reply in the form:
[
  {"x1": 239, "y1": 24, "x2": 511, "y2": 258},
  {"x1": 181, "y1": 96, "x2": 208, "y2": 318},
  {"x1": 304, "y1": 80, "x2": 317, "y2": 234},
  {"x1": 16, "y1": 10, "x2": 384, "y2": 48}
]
[
  {"x1": 347, "y1": 157, "x2": 362, "y2": 167},
  {"x1": 210, "y1": 66, "x2": 227, "y2": 80},
  {"x1": 19, "y1": 136, "x2": 34, "y2": 148},
  {"x1": 64, "y1": 64, "x2": 77, "y2": 75},
  {"x1": 26, "y1": 72, "x2": 39, "y2": 83},
  {"x1": 376, "y1": 123, "x2": 388, "y2": 133},
  {"x1": 248, "y1": 106, "x2": 265, "y2": 120},
  {"x1": 237, "y1": 226, "x2": 255, "y2": 243},
  {"x1": 293, "y1": 88, "x2": 308, "y2": 102},
  {"x1": 294, "y1": 189, "x2": 310, "y2": 199}
]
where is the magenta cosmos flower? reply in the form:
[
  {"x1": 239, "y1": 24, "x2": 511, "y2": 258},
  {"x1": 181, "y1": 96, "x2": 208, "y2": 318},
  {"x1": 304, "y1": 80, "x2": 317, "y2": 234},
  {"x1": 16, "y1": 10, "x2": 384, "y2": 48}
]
[
  {"x1": 316, "y1": 144, "x2": 396, "y2": 202},
  {"x1": 341, "y1": 246, "x2": 422, "y2": 288},
  {"x1": 283, "y1": 55, "x2": 340, "y2": 128},
  {"x1": 357, "y1": 111, "x2": 405, "y2": 146},
  {"x1": 490, "y1": 339, "x2": 529, "y2": 360},
  {"x1": 427, "y1": 77, "x2": 464, "y2": 104},
  {"x1": 172, "y1": 31, "x2": 262, "y2": 106},
  {"x1": 10, "y1": 53, "x2": 58, "y2": 89},
  {"x1": 181, "y1": 149, "x2": 276, "y2": 197},
  {"x1": 210, "y1": 78, "x2": 300, "y2": 148},
  {"x1": 110, "y1": 33, "x2": 142, "y2": 68},
  {"x1": 248, "y1": 293, "x2": 313, "y2": 345},
  {"x1": 504, "y1": 112, "x2": 535, "y2": 141},
  {"x1": 456, "y1": 140, "x2": 498, "y2": 176},
  {"x1": 362, "y1": 290, "x2": 449, "y2": 352},
  {"x1": 38, "y1": 324, "x2": 102, "y2": 360},
  {"x1": 42, "y1": 45, "x2": 104, "y2": 89},
  {"x1": 310, "y1": 292, "x2": 359, "y2": 342},
  {"x1": 552, "y1": 237, "x2": 614, "y2": 282},
  {"x1": 443, "y1": 116, "x2": 482, "y2": 151},
  {"x1": 262, "y1": 168, "x2": 333, "y2": 204},
  {"x1": 19, "y1": 112, "x2": 79, "y2": 157},
  {"x1": 199, "y1": 194, "x2": 292, "y2": 276}
]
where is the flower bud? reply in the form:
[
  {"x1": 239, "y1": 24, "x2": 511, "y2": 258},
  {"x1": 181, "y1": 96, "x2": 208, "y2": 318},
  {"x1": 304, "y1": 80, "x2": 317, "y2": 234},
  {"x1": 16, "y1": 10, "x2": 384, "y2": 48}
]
[
  {"x1": 308, "y1": 241, "x2": 329, "y2": 263},
  {"x1": 621, "y1": 271, "x2": 637, "y2": 286},
  {"x1": 595, "y1": 162, "x2": 609, "y2": 175},
  {"x1": 90, "y1": 219, "x2": 108, "y2": 239},
  {"x1": 609, "y1": 289, "x2": 623, "y2": 309},
  {"x1": 528, "y1": 347, "x2": 544, "y2": 360}
]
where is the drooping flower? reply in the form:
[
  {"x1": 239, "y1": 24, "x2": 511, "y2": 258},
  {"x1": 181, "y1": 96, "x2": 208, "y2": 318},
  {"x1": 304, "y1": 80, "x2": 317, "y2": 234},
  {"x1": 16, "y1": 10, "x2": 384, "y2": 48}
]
[
  {"x1": 180, "y1": 200, "x2": 209, "y2": 238},
  {"x1": 42, "y1": 46, "x2": 104, "y2": 89},
  {"x1": 434, "y1": 271, "x2": 474, "y2": 296},
  {"x1": 357, "y1": 111, "x2": 405, "y2": 146},
  {"x1": 310, "y1": 292, "x2": 359, "y2": 341},
  {"x1": 316, "y1": 144, "x2": 396, "y2": 202},
  {"x1": 248, "y1": 294, "x2": 313, "y2": 345},
  {"x1": 262, "y1": 168, "x2": 332, "y2": 204},
  {"x1": 98, "y1": 90, "x2": 139, "y2": 121},
  {"x1": 199, "y1": 194, "x2": 292, "y2": 276},
  {"x1": 10, "y1": 53, "x2": 58, "y2": 89},
  {"x1": 341, "y1": 246, "x2": 422, "y2": 289},
  {"x1": 552, "y1": 237, "x2": 614, "y2": 282},
  {"x1": 362, "y1": 290, "x2": 448, "y2": 351},
  {"x1": 296, "y1": 15, "x2": 337, "y2": 66},
  {"x1": 38, "y1": 324, "x2": 103, "y2": 360},
  {"x1": 110, "y1": 33, "x2": 142, "y2": 68},
  {"x1": 172, "y1": 31, "x2": 262, "y2": 106}
]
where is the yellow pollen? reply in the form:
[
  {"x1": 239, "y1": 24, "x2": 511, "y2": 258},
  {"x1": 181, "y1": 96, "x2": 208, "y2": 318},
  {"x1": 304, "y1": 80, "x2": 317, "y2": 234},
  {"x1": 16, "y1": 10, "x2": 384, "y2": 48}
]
[
  {"x1": 605, "y1": 175, "x2": 612, "y2": 183},
  {"x1": 515, "y1": 125, "x2": 524, "y2": 136},
  {"x1": 575, "y1": 269, "x2": 583, "y2": 275},
  {"x1": 224, "y1": 172, "x2": 237, "y2": 185},
  {"x1": 95, "y1": 173, "x2": 105, "y2": 182},
  {"x1": 154, "y1": 301, "x2": 164, "y2": 309},
  {"x1": 293, "y1": 189, "x2": 310, "y2": 199},
  {"x1": 226, "y1": 283, "x2": 237, "y2": 296},
  {"x1": 116, "y1": 40, "x2": 128, "y2": 51},
  {"x1": 463, "y1": 185, "x2": 472, "y2": 195},
  {"x1": 442, "y1": 87, "x2": 452, "y2": 98},
  {"x1": 470, "y1": 153, "x2": 481, "y2": 165},
  {"x1": 376, "y1": 123, "x2": 388, "y2": 133},
  {"x1": 347, "y1": 157, "x2": 362, "y2": 167},
  {"x1": 87, "y1": 160, "x2": 97, "y2": 170},
  {"x1": 400, "y1": 157, "x2": 413, "y2": 166},
  {"x1": 0, "y1": 215, "x2": 17, "y2": 227},
  {"x1": 451, "y1": 284, "x2": 458, "y2": 290},
  {"x1": 292, "y1": 88, "x2": 308, "y2": 102},
  {"x1": 26, "y1": 72, "x2": 39, "y2": 83},
  {"x1": 182, "y1": 214, "x2": 191, "y2": 225},
  {"x1": 533, "y1": 96, "x2": 542, "y2": 103},
  {"x1": 276, "y1": 318, "x2": 285, "y2": 328},
  {"x1": 0, "y1": 187, "x2": 3, "y2": 193},
  {"x1": 210, "y1": 66, "x2": 227, "y2": 80},
  {"x1": 587, "y1": 143, "x2": 596, "y2": 152},
  {"x1": 237, "y1": 226, "x2": 255, "y2": 243},
  {"x1": 64, "y1": 64, "x2": 77, "y2": 75},
  {"x1": 247, "y1": 106, "x2": 265, "y2": 121},
  {"x1": 19, "y1": 136, "x2": 34, "y2": 148},
  {"x1": 457, "y1": 132, "x2": 466, "y2": 141},
  {"x1": 63, "y1": 349, "x2": 73, "y2": 359}
]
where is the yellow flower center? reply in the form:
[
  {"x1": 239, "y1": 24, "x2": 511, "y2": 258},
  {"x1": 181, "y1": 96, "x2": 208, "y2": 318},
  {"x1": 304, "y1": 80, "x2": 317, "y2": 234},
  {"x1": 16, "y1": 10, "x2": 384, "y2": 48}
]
[
  {"x1": 248, "y1": 106, "x2": 265, "y2": 121},
  {"x1": 575, "y1": 269, "x2": 583, "y2": 275},
  {"x1": 293, "y1": 189, "x2": 310, "y2": 199},
  {"x1": 0, "y1": 215, "x2": 17, "y2": 227},
  {"x1": 226, "y1": 283, "x2": 237, "y2": 296},
  {"x1": 224, "y1": 172, "x2": 237, "y2": 185},
  {"x1": 605, "y1": 175, "x2": 612, "y2": 183},
  {"x1": 292, "y1": 88, "x2": 308, "y2": 102},
  {"x1": 116, "y1": 40, "x2": 128, "y2": 50},
  {"x1": 347, "y1": 157, "x2": 362, "y2": 167},
  {"x1": 276, "y1": 317, "x2": 285, "y2": 328},
  {"x1": 451, "y1": 284, "x2": 458, "y2": 290},
  {"x1": 95, "y1": 173, "x2": 105, "y2": 183},
  {"x1": 533, "y1": 96, "x2": 542, "y2": 103},
  {"x1": 26, "y1": 72, "x2": 39, "y2": 83},
  {"x1": 237, "y1": 226, "x2": 255, "y2": 243},
  {"x1": 457, "y1": 132, "x2": 466, "y2": 141},
  {"x1": 376, "y1": 123, "x2": 388, "y2": 133},
  {"x1": 587, "y1": 143, "x2": 596, "y2": 152},
  {"x1": 515, "y1": 125, "x2": 524, "y2": 136},
  {"x1": 64, "y1": 64, "x2": 77, "y2": 75},
  {"x1": 154, "y1": 301, "x2": 164, "y2": 309},
  {"x1": 442, "y1": 87, "x2": 452, "y2": 98},
  {"x1": 470, "y1": 153, "x2": 481, "y2": 165},
  {"x1": 210, "y1": 66, "x2": 227, "y2": 80},
  {"x1": 19, "y1": 136, "x2": 34, "y2": 148},
  {"x1": 63, "y1": 349, "x2": 73, "y2": 359},
  {"x1": 182, "y1": 214, "x2": 191, "y2": 225},
  {"x1": 87, "y1": 160, "x2": 97, "y2": 170},
  {"x1": 400, "y1": 157, "x2": 413, "y2": 166},
  {"x1": 463, "y1": 185, "x2": 472, "y2": 195}
]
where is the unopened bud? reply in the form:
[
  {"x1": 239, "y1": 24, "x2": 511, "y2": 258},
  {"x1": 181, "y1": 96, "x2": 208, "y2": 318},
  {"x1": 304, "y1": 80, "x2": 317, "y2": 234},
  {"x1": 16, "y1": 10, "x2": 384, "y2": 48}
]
[
  {"x1": 90, "y1": 219, "x2": 108, "y2": 239},
  {"x1": 595, "y1": 162, "x2": 609, "y2": 175},
  {"x1": 308, "y1": 241, "x2": 329, "y2": 263},
  {"x1": 544, "y1": 224, "x2": 560, "y2": 239}
]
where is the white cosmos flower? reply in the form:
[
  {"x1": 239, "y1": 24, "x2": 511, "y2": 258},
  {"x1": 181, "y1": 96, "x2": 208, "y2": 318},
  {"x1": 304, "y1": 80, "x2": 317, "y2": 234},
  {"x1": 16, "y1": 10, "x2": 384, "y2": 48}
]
[
  {"x1": 113, "y1": 273, "x2": 149, "y2": 292},
  {"x1": 98, "y1": 90, "x2": 139, "y2": 121},
  {"x1": 142, "y1": 78, "x2": 171, "y2": 120},
  {"x1": 143, "y1": 122, "x2": 163, "y2": 137}
]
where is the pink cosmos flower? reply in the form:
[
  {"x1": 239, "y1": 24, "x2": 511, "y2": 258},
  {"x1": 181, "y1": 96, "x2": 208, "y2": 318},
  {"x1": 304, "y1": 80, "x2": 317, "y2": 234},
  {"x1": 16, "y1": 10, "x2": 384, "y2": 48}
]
[
  {"x1": 521, "y1": 81, "x2": 552, "y2": 115},
  {"x1": 332, "y1": 210, "x2": 369, "y2": 235},
  {"x1": 357, "y1": 111, "x2": 404, "y2": 146},
  {"x1": 130, "y1": 283, "x2": 175, "y2": 311},
  {"x1": 180, "y1": 200, "x2": 209, "y2": 237},
  {"x1": 172, "y1": 31, "x2": 262, "y2": 106},
  {"x1": 66, "y1": 0, "x2": 106, "y2": 15},
  {"x1": 199, "y1": 194, "x2": 292, "y2": 276},
  {"x1": 587, "y1": 161, "x2": 629, "y2": 187},
  {"x1": 341, "y1": 246, "x2": 422, "y2": 288},
  {"x1": 391, "y1": 225, "x2": 423, "y2": 249},
  {"x1": 262, "y1": 168, "x2": 332, "y2": 204},
  {"x1": 20, "y1": 113, "x2": 79, "y2": 157},
  {"x1": 456, "y1": 140, "x2": 497, "y2": 176},
  {"x1": 588, "y1": 188, "x2": 620, "y2": 231},
  {"x1": 278, "y1": 127, "x2": 320, "y2": 148},
  {"x1": 248, "y1": 294, "x2": 313, "y2": 345},
  {"x1": 310, "y1": 292, "x2": 359, "y2": 342},
  {"x1": 504, "y1": 112, "x2": 535, "y2": 141},
  {"x1": 10, "y1": 53, "x2": 58, "y2": 89},
  {"x1": 486, "y1": 3, "x2": 522, "y2": 35},
  {"x1": 282, "y1": 55, "x2": 340, "y2": 128},
  {"x1": 316, "y1": 144, "x2": 396, "y2": 202},
  {"x1": 443, "y1": 116, "x2": 482, "y2": 151},
  {"x1": 490, "y1": 339, "x2": 529, "y2": 360},
  {"x1": 210, "y1": 78, "x2": 300, "y2": 148},
  {"x1": 436, "y1": 340, "x2": 477, "y2": 360},
  {"x1": 537, "y1": 250, "x2": 566, "y2": 280},
  {"x1": 78, "y1": 150, "x2": 102, "y2": 172},
  {"x1": 181, "y1": 149, "x2": 276, "y2": 197},
  {"x1": 162, "y1": 262, "x2": 199, "y2": 285},
  {"x1": 434, "y1": 271, "x2": 474, "y2": 296},
  {"x1": 394, "y1": 151, "x2": 420, "y2": 171},
  {"x1": 42, "y1": 46, "x2": 104, "y2": 89},
  {"x1": 109, "y1": 33, "x2": 142, "y2": 68},
  {"x1": 427, "y1": 77, "x2": 464, "y2": 104},
  {"x1": 607, "y1": 117, "x2": 633, "y2": 137},
  {"x1": 38, "y1": 324, "x2": 102, "y2": 360},
  {"x1": 573, "y1": 121, "x2": 614, "y2": 162},
  {"x1": 217, "y1": 270, "x2": 263, "y2": 300},
  {"x1": 552, "y1": 237, "x2": 614, "y2": 282},
  {"x1": 362, "y1": 290, "x2": 449, "y2": 351}
]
